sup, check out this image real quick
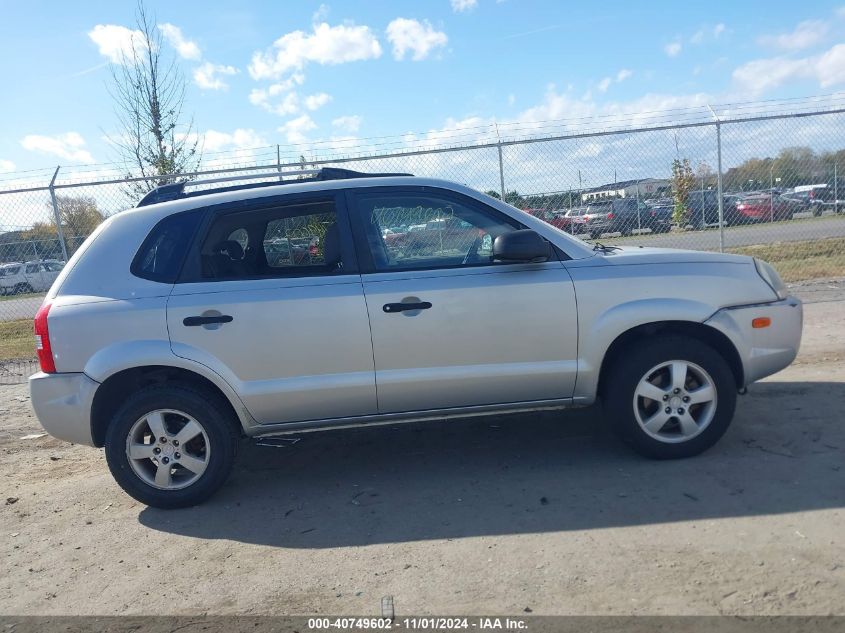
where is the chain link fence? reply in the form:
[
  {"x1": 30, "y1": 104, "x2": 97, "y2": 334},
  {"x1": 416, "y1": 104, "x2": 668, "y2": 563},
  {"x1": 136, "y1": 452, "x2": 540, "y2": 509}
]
[{"x1": 1, "y1": 101, "x2": 844, "y2": 375}]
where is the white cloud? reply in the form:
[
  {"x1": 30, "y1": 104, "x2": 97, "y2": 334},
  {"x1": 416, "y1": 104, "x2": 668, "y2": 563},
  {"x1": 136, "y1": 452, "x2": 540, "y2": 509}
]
[
  {"x1": 202, "y1": 128, "x2": 268, "y2": 152},
  {"x1": 713, "y1": 23, "x2": 726, "y2": 38},
  {"x1": 451, "y1": 0, "x2": 478, "y2": 12},
  {"x1": 248, "y1": 22, "x2": 382, "y2": 80},
  {"x1": 596, "y1": 69, "x2": 631, "y2": 93},
  {"x1": 507, "y1": 94, "x2": 516, "y2": 106},
  {"x1": 158, "y1": 23, "x2": 202, "y2": 60},
  {"x1": 0, "y1": 159, "x2": 15, "y2": 173},
  {"x1": 20, "y1": 132, "x2": 94, "y2": 163},
  {"x1": 664, "y1": 40, "x2": 682, "y2": 57},
  {"x1": 87, "y1": 24, "x2": 145, "y2": 64},
  {"x1": 386, "y1": 18, "x2": 448, "y2": 61},
  {"x1": 278, "y1": 114, "x2": 317, "y2": 144},
  {"x1": 758, "y1": 20, "x2": 829, "y2": 51},
  {"x1": 733, "y1": 43, "x2": 845, "y2": 92},
  {"x1": 332, "y1": 115, "x2": 362, "y2": 132},
  {"x1": 312, "y1": 4, "x2": 330, "y2": 23},
  {"x1": 249, "y1": 74, "x2": 308, "y2": 115},
  {"x1": 193, "y1": 62, "x2": 239, "y2": 90},
  {"x1": 690, "y1": 29, "x2": 705, "y2": 45},
  {"x1": 304, "y1": 92, "x2": 332, "y2": 110}
]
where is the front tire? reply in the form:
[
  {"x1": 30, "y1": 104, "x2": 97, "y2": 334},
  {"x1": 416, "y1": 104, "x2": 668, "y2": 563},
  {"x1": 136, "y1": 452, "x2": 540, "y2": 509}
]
[
  {"x1": 601, "y1": 336, "x2": 737, "y2": 459},
  {"x1": 104, "y1": 384, "x2": 239, "y2": 508}
]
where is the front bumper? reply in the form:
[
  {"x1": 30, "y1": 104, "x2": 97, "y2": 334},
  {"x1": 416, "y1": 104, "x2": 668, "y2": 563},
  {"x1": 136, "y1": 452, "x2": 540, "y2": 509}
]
[
  {"x1": 705, "y1": 296, "x2": 803, "y2": 386},
  {"x1": 29, "y1": 372, "x2": 99, "y2": 446}
]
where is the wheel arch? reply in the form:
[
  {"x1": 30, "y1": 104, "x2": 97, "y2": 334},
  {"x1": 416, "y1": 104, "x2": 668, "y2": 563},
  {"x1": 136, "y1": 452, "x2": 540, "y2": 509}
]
[
  {"x1": 597, "y1": 320, "x2": 745, "y2": 399},
  {"x1": 90, "y1": 365, "x2": 250, "y2": 448}
]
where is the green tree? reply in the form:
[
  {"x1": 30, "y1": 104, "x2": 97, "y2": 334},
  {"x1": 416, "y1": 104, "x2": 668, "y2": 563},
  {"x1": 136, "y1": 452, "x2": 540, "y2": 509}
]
[{"x1": 671, "y1": 158, "x2": 696, "y2": 224}]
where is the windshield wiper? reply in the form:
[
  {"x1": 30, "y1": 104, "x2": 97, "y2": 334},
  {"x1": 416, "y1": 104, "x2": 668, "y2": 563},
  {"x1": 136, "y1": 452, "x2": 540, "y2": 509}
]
[{"x1": 593, "y1": 242, "x2": 622, "y2": 252}]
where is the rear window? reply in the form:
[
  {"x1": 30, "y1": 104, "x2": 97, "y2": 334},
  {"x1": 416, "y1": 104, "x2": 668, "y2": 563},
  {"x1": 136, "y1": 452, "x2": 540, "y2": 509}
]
[{"x1": 131, "y1": 209, "x2": 204, "y2": 283}]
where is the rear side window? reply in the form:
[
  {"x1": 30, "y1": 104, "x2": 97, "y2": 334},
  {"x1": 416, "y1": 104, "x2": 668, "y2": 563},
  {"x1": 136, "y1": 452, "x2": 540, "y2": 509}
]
[
  {"x1": 132, "y1": 209, "x2": 204, "y2": 283},
  {"x1": 196, "y1": 200, "x2": 341, "y2": 280}
]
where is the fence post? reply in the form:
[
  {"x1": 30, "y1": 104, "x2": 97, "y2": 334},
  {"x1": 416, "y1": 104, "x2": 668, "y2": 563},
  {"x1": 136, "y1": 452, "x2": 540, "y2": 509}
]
[
  {"x1": 48, "y1": 166, "x2": 69, "y2": 263},
  {"x1": 835, "y1": 162, "x2": 839, "y2": 215},
  {"x1": 497, "y1": 142, "x2": 506, "y2": 202},
  {"x1": 715, "y1": 122, "x2": 724, "y2": 252},
  {"x1": 277, "y1": 144, "x2": 282, "y2": 181}
]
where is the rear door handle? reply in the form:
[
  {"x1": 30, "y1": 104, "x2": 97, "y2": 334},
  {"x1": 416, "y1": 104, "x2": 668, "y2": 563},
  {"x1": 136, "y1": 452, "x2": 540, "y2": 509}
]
[
  {"x1": 183, "y1": 315, "x2": 233, "y2": 326},
  {"x1": 383, "y1": 301, "x2": 432, "y2": 313}
]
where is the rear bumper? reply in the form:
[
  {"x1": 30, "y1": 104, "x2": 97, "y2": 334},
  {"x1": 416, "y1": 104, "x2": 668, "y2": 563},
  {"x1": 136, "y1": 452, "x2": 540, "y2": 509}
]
[
  {"x1": 705, "y1": 296, "x2": 803, "y2": 386},
  {"x1": 29, "y1": 371, "x2": 99, "y2": 447}
]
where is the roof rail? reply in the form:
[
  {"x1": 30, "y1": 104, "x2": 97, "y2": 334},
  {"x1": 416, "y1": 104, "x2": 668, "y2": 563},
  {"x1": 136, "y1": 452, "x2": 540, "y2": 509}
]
[{"x1": 135, "y1": 167, "x2": 414, "y2": 207}]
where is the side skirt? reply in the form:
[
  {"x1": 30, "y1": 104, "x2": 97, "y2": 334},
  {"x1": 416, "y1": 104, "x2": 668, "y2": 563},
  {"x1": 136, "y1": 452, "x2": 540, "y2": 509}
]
[{"x1": 247, "y1": 397, "x2": 592, "y2": 437}]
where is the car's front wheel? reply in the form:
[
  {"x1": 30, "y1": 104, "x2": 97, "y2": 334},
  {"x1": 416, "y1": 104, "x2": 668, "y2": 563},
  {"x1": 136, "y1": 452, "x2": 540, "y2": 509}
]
[
  {"x1": 104, "y1": 384, "x2": 239, "y2": 508},
  {"x1": 602, "y1": 336, "x2": 737, "y2": 459}
]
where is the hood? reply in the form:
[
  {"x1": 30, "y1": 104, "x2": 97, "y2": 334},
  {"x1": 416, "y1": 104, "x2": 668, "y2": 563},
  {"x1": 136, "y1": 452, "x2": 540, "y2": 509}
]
[{"x1": 597, "y1": 245, "x2": 751, "y2": 266}]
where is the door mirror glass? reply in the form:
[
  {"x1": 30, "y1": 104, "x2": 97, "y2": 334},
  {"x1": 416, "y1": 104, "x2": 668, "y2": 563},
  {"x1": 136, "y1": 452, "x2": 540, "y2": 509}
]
[{"x1": 492, "y1": 230, "x2": 551, "y2": 263}]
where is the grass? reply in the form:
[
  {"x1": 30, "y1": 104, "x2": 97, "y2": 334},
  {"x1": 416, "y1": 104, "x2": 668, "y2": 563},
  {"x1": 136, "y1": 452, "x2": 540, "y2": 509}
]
[
  {"x1": 728, "y1": 236, "x2": 845, "y2": 282},
  {"x1": 0, "y1": 319, "x2": 35, "y2": 361},
  {"x1": 0, "y1": 292, "x2": 43, "y2": 302}
]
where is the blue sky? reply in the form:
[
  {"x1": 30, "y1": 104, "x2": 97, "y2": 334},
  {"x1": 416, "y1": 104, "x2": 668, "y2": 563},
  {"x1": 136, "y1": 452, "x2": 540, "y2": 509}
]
[{"x1": 1, "y1": 0, "x2": 845, "y2": 176}]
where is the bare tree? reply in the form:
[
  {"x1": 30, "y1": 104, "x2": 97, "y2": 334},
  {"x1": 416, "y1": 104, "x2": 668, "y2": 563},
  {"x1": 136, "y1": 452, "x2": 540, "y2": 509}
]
[{"x1": 108, "y1": 2, "x2": 200, "y2": 195}]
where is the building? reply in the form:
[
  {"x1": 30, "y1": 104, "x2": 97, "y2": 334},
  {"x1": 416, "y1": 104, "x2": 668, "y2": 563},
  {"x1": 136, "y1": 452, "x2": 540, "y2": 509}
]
[{"x1": 581, "y1": 178, "x2": 671, "y2": 202}]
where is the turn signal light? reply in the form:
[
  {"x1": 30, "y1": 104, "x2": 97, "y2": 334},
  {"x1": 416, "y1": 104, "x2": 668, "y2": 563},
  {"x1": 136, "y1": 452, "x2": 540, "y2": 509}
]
[{"x1": 752, "y1": 317, "x2": 771, "y2": 329}]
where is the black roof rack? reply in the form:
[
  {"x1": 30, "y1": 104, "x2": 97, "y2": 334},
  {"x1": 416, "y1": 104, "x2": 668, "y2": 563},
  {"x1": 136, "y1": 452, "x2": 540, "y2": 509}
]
[{"x1": 135, "y1": 167, "x2": 414, "y2": 207}]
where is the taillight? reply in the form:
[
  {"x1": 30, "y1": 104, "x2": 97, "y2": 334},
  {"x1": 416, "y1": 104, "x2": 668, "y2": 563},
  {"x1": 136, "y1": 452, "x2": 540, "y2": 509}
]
[
  {"x1": 809, "y1": 191, "x2": 815, "y2": 199},
  {"x1": 34, "y1": 302, "x2": 56, "y2": 373},
  {"x1": 607, "y1": 212, "x2": 614, "y2": 219}
]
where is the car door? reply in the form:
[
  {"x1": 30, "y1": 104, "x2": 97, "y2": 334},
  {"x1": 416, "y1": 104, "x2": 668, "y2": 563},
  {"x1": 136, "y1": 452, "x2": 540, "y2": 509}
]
[
  {"x1": 24, "y1": 263, "x2": 47, "y2": 291},
  {"x1": 347, "y1": 186, "x2": 579, "y2": 414},
  {"x1": 167, "y1": 192, "x2": 377, "y2": 425}
]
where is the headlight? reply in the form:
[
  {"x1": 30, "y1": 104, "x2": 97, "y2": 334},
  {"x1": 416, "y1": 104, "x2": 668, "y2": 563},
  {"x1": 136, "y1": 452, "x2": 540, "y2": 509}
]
[{"x1": 754, "y1": 258, "x2": 787, "y2": 300}]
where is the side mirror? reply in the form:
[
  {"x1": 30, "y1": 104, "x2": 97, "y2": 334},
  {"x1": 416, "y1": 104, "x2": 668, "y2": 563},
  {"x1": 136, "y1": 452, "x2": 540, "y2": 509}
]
[{"x1": 492, "y1": 229, "x2": 551, "y2": 263}]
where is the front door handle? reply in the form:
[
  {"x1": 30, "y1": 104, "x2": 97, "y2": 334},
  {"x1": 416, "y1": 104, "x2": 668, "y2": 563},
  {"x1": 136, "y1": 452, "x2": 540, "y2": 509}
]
[
  {"x1": 183, "y1": 315, "x2": 233, "y2": 326},
  {"x1": 383, "y1": 301, "x2": 432, "y2": 313}
]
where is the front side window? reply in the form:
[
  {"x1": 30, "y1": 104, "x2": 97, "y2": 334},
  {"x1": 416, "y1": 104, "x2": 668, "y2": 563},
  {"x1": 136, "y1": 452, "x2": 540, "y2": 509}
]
[
  {"x1": 198, "y1": 200, "x2": 340, "y2": 280},
  {"x1": 25, "y1": 264, "x2": 39, "y2": 274},
  {"x1": 353, "y1": 191, "x2": 519, "y2": 271}
]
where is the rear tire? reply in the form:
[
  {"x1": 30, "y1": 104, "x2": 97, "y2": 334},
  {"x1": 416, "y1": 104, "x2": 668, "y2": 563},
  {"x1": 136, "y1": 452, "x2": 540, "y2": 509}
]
[
  {"x1": 104, "y1": 384, "x2": 239, "y2": 508},
  {"x1": 601, "y1": 336, "x2": 737, "y2": 459}
]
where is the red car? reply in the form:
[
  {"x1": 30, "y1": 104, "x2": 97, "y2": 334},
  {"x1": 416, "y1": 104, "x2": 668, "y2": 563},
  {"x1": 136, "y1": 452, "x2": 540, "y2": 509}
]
[
  {"x1": 524, "y1": 208, "x2": 573, "y2": 232},
  {"x1": 734, "y1": 194, "x2": 795, "y2": 223}
]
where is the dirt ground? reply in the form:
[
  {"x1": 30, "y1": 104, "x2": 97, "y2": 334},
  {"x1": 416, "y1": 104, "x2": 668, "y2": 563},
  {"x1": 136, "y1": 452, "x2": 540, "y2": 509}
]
[{"x1": 1, "y1": 279, "x2": 843, "y2": 616}]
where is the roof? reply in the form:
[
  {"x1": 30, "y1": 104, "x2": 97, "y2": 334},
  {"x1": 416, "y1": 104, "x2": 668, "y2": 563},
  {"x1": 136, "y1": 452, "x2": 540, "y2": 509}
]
[
  {"x1": 136, "y1": 167, "x2": 413, "y2": 207},
  {"x1": 582, "y1": 177, "x2": 670, "y2": 193}
]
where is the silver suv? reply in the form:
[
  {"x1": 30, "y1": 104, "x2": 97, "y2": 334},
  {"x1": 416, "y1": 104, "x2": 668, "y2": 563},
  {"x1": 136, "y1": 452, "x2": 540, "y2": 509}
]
[{"x1": 29, "y1": 169, "x2": 803, "y2": 508}]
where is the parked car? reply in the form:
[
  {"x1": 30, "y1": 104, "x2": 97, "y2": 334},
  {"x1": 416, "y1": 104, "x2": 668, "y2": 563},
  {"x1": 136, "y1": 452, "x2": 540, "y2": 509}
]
[
  {"x1": 524, "y1": 208, "x2": 573, "y2": 232},
  {"x1": 733, "y1": 194, "x2": 796, "y2": 223},
  {"x1": 0, "y1": 260, "x2": 64, "y2": 295},
  {"x1": 29, "y1": 168, "x2": 803, "y2": 508},
  {"x1": 782, "y1": 184, "x2": 841, "y2": 216},
  {"x1": 574, "y1": 198, "x2": 666, "y2": 238}
]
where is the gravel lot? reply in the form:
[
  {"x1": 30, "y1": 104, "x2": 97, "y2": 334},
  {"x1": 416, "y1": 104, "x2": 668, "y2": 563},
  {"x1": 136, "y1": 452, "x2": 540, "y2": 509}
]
[{"x1": 1, "y1": 280, "x2": 843, "y2": 616}]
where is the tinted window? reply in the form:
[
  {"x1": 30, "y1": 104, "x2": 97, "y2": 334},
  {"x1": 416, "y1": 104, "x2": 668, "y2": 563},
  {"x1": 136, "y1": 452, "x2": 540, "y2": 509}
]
[
  {"x1": 198, "y1": 200, "x2": 340, "y2": 280},
  {"x1": 353, "y1": 192, "x2": 520, "y2": 271},
  {"x1": 25, "y1": 264, "x2": 39, "y2": 274},
  {"x1": 132, "y1": 209, "x2": 204, "y2": 283}
]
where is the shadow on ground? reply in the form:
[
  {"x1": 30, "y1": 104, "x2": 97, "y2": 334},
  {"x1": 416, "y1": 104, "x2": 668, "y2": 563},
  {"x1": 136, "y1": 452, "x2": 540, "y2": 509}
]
[{"x1": 139, "y1": 381, "x2": 845, "y2": 548}]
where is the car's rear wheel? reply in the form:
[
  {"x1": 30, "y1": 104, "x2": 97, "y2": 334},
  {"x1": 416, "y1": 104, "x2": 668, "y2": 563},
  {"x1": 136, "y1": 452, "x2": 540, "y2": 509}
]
[
  {"x1": 602, "y1": 336, "x2": 737, "y2": 459},
  {"x1": 104, "y1": 384, "x2": 239, "y2": 508}
]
